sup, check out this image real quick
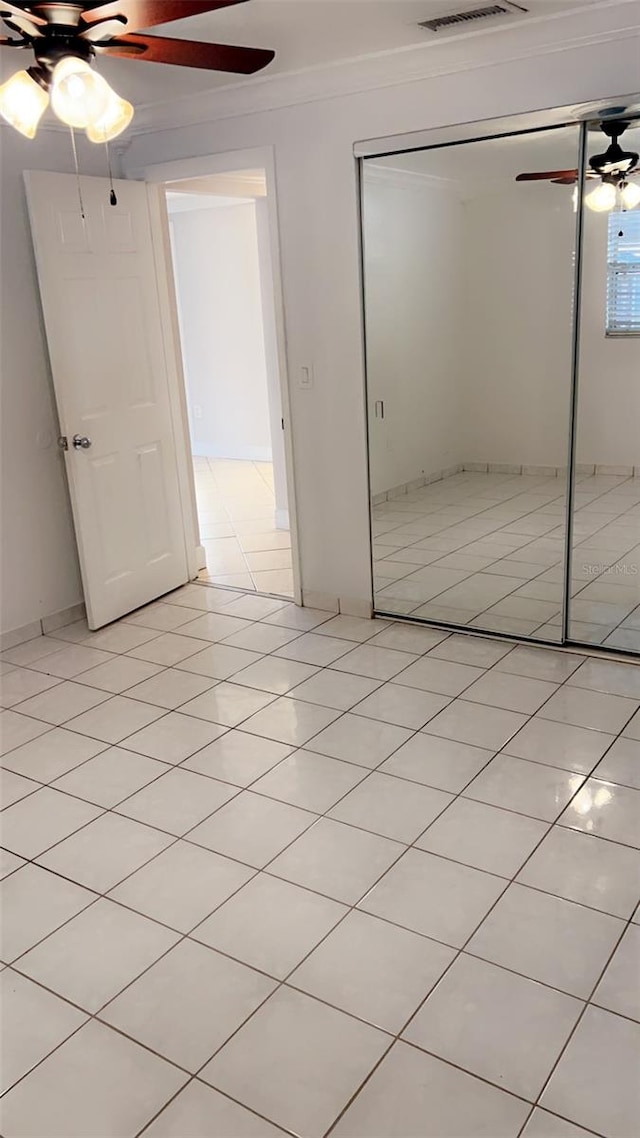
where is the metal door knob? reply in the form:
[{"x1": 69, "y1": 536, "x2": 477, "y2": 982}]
[{"x1": 72, "y1": 434, "x2": 92, "y2": 450}]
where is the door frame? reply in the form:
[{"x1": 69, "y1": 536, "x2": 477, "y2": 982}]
[{"x1": 135, "y1": 146, "x2": 302, "y2": 606}]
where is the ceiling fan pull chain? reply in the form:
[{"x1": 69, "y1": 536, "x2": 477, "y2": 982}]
[
  {"x1": 69, "y1": 126, "x2": 86, "y2": 221},
  {"x1": 105, "y1": 141, "x2": 117, "y2": 206}
]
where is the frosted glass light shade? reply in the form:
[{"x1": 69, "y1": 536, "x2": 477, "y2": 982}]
[
  {"x1": 0, "y1": 70, "x2": 49, "y2": 139},
  {"x1": 51, "y1": 57, "x2": 109, "y2": 129},
  {"x1": 86, "y1": 89, "x2": 133, "y2": 142},
  {"x1": 585, "y1": 182, "x2": 617, "y2": 212},
  {"x1": 620, "y1": 180, "x2": 640, "y2": 209}
]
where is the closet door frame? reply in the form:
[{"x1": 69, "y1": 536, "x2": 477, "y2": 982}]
[{"x1": 356, "y1": 96, "x2": 640, "y2": 659}]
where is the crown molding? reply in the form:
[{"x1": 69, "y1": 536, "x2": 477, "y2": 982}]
[
  {"x1": 1, "y1": 1, "x2": 637, "y2": 145},
  {"x1": 123, "y1": 0, "x2": 640, "y2": 138},
  {"x1": 363, "y1": 164, "x2": 460, "y2": 193}
]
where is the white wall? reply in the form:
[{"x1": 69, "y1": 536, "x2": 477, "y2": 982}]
[
  {"x1": 0, "y1": 128, "x2": 108, "y2": 634},
  {"x1": 2, "y1": 8, "x2": 639, "y2": 632},
  {"x1": 460, "y1": 183, "x2": 576, "y2": 469},
  {"x1": 363, "y1": 173, "x2": 464, "y2": 496},
  {"x1": 123, "y1": 28, "x2": 640, "y2": 611},
  {"x1": 169, "y1": 200, "x2": 273, "y2": 461},
  {"x1": 363, "y1": 176, "x2": 640, "y2": 486},
  {"x1": 458, "y1": 186, "x2": 639, "y2": 470}
]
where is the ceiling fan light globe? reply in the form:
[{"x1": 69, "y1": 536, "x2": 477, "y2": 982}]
[
  {"x1": 0, "y1": 70, "x2": 49, "y2": 139},
  {"x1": 51, "y1": 57, "x2": 110, "y2": 130},
  {"x1": 85, "y1": 88, "x2": 133, "y2": 143},
  {"x1": 620, "y1": 181, "x2": 640, "y2": 209},
  {"x1": 585, "y1": 181, "x2": 617, "y2": 212}
]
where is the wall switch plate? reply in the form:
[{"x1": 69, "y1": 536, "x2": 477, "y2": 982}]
[
  {"x1": 193, "y1": 404, "x2": 203, "y2": 420},
  {"x1": 300, "y1": 365, "x2": 313, "y2": 389}
]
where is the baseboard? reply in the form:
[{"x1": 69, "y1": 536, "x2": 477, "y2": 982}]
[
  {"x1": 1, "y1": 601, "x2": 87, "y2": 652},
  {"x1": 374, "y1": 464, "x2": 464, "y2": 503},
  {"x1": 301, "y1": 590, "x2": 339, "y2": 613},
  {"x1": 0, "y1": 620, "x2": 43, "y2": 652},
  {"x1": 463, "y1": 462, "x2": 566, "y2": 476},
  {"x1": 375, "y1": 461, "x2": 638, "y2": 502},
  {"x1": 195, "y1": 544, "x2": 207, "y2": 571},
  {"x1": 275, "y1": 508, "x2": 290, "y2": 531},
  {"x1": 339, "y1": 596, "x2": 374, "y2": 619}
]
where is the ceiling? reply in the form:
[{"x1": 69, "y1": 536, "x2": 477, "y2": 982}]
[{"x1": 0, "y1": 0, "x2": 606, "y2": 109}]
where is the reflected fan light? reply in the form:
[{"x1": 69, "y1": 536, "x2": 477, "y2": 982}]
[
  {"x1": 585, "y1": 182, "x2": 618, "y2": 212},
  {"x1": 0, "y1": 69, "x2": 49, "y2": 139},
  {"x1": 620, "y1": 180, "x2": 640, "y2": 209},
  {"x1": 572, "y1": 784, "x2": 613, "y2": 817}
]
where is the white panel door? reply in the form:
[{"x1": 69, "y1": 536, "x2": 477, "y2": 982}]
[{"x1": 25, "y1": 171, "x2": 189, "y2": 629}]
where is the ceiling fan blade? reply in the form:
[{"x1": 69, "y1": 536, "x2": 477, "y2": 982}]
[
  {"x1": 551, "y1": 177, "x2": 578, "y2": 185},
  {"x1": 516, "y1": 170, "x2": 580, "y2": 181},
  {"x1": 81, "y1": 16, "x2": 127, "y2": 42},
  {"x1": 81, "y1": 1, "x2": 247, "y2": 34},
  {"x1": 101, "y1": 32, "x2": 274, "y2": 73},
  {"x1": 0, "y1": 2, "x2": 46, "y2": 26}
]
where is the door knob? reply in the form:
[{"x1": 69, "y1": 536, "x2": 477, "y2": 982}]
[{"x1": 72, "y1": 434, "x2": 92, "y2": 450}]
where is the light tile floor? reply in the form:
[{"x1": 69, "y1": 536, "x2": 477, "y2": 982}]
[
  {"x1": 194, "y1": 458, "x2": 294, "y2": 598},
  {"x1": 1, "y1": 585, "x2": 640, "y2": 1137},
  {"x1": 373, "y1": 470, "x2": 640, "y2": 650}
]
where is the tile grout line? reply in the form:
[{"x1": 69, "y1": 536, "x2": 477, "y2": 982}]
[{"x1": 1, "y1": 590, "x2": 639, "y2": 1136}]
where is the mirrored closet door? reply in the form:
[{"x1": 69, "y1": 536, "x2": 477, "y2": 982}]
[
  {"x1": 568, "y1": 118, "x2": 640, "y2": 653},
  {"x1": 361, "y1": 123, "x2": 582, "y2": 643}
]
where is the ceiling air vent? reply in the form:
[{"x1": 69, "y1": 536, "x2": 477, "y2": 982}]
[{"x1": 419, "y1": 3, "x2": 527, "y2": 33}]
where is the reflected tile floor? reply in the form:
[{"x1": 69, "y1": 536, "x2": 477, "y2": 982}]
[
  {"x1": 373, "y1": 469, "x2": 640, "y2": 651},
  {"x1": 194, "y1": 457, "x2": 294, "y2": 597},
  {"x1": 1, "y1": 586, "x2": 640, "y2": 1138}
]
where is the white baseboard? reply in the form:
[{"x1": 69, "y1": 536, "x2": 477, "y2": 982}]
[
  {"x1": 375, "y1": 460, "x2": 638, "y2": 503},
  {"x1": 1, "y1": 601, "x2": 87, "y2": 651},
  {"x1": 302, "y1": 590, "x2": 339, "y2": 613},
  {"x1": 0, "y1": 620, "x2": 43, "y2": 652},
  {"x1": 42, "y1": 602, "x2": 86, "y2": 633},
  {"x1": 339, "y1": 596, "x2": 374, "y2": 619}
]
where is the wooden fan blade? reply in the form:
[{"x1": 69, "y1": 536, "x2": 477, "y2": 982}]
[
  {"x1": 516, "y1": 170, "x2": 580, "y2": 181},
  {"x1": 81, "y1": 1, "x2": 247, "y2": 34},
  {"x1": 0, "y1": 2, "x2": 46, "y2": 25},
  {"x1": 81, "y1": 16, "x2": 128, "y2": 42},
  {"x1": 101, "y1": 32, "x2": 274, "y2": 73}
]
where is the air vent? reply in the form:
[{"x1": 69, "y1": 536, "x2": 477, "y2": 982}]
[{"x1": 419, "y1": 3, "x2": 526, "y2": 33}]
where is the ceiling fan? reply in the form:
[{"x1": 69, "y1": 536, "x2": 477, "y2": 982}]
[
  {"x1": 0, "y1": 1, "x2": 274, "y2": 141},
  {"x1": 516, "y1": 120, "x2": 640, "y2": 212}
]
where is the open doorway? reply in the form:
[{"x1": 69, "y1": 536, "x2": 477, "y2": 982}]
[{"x1": 164, "y1": 168, "x2": 294, "y2": 598}]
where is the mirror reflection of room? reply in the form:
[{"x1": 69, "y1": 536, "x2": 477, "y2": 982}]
[
  {"x1": 569, "y1": 118, "x2": 640, "y2": 651},
  {"x1": 363, "y1": 125, "x2": 580, "y2": 642}
]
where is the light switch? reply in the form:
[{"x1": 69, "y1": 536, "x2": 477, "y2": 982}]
[{"x1": 300, "y1": 365, "x2": 313, "y2": 389}]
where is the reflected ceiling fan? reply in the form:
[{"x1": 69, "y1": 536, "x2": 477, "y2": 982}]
[
  {"x1": 516, "y1": 120, "x2": 640, "y2": 212},
  {"x1": 0, "y1": 1, "x2": 274, "y2": 140}
]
